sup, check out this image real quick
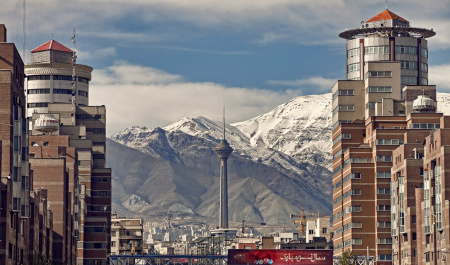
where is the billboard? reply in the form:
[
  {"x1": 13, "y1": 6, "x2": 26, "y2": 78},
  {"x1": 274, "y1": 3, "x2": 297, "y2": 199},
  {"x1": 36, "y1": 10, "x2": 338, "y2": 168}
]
[{"x1": 228, "y1": 249, "x2": 333, "y2": 265}]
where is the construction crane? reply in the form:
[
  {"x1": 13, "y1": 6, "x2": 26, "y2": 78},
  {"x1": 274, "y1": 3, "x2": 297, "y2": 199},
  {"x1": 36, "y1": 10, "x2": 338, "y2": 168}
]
[
  {"x1": 290, "y1": 209, "x2": 332, "y2": 237},
  {"x1": 290, "y1": 209, "x2": 309, "y2": 236}
]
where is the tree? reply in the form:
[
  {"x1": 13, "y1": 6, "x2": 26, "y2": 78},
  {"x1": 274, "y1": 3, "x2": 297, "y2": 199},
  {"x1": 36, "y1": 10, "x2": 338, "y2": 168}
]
[{"x1": 338, "y1": 249, "x2": 356, "y2": 265}]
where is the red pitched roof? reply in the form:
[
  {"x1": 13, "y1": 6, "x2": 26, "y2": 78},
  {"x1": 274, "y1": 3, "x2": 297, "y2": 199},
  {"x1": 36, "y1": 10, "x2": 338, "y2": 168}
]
[
  {"x1": 366, "y1": 9, "x2": 408, "y2": 23},
  {"x1": 31, "y1": 40, "x2": 73, "y2": 53}
]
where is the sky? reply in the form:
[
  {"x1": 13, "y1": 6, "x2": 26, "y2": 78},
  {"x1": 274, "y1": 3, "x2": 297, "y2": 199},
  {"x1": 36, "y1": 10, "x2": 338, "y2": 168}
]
[{"x1": 2, "y1": 0, "x2": 450, "y2": 135}]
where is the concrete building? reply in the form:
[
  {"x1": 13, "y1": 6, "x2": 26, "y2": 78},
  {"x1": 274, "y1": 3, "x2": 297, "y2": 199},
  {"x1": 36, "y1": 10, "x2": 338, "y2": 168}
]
[
  {"x1": 25, "y1": 40, "x2": 92, "y2": 117},
  {"x1": 111, "y1": 213, "x2": 144, "y2": 255},
  {"x1": 305, "y1": 217, "x2": 332, "y2": 243},
  {"x1": 332, "y1": 9, "x2": 437, "y2": 264},
  {"x1": 0, "y1": 24, "x2": 31, "y2": 265},
  {"x1": 28, "y1": 104, "x2": 111, "y2": 265}
]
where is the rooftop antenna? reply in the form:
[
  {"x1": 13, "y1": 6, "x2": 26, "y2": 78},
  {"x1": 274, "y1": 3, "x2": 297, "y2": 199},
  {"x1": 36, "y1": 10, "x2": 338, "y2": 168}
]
[
  {"x1": 22, "y1": 0, "x2": 26, "y2": 62},
  {"x1": 223, "y1": 103, "x2": 226, "y2": 140},
  {"x1": 71, "y1": 29, "x2": 77, "y2": 125},
  {"x1": 385, "y1": 0, "x2": 388, "y2": 10}
]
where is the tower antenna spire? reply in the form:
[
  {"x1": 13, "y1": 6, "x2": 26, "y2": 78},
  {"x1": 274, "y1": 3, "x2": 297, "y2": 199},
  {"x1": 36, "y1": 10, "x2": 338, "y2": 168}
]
[
  {"x1": 22, "y1": 0, "x2": 26, "y2": 62},
  {"x1": 223, "y1": 103, "x2": 226, "y2": 140},
  {"x1": 386, "y1": 0, "x2": 388, "y2": 10}
]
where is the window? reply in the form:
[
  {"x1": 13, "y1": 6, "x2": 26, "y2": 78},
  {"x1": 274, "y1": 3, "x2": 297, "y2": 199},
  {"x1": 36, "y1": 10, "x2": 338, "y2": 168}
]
[
  {"x1": 365, "y1": 45, "x2": 389, "y2": 54},
  {"x1": 86, "y1": 128, "x2": 105, "y2": 134},
  {"x1": 377, "y1": 188, "x2": 390, "y2": 195},
  {"x1": 368, "y1": 71, "x2": 391, "y2": 77},
  {"x1": 401, "y1": 76, "x2": 418, "y2": 85},
  {"x1": 377, "y1": 222, "x2": 391, "y2": 228},
  {"x1": 28, "y1": 75, "x2": 50, "y2": 80},
  {"x1": 93, "y1": 154, "x2": 105, "y2": 159},
  {"x1": 377, "y1": 172, "x2": 391, "y2": 179},
  {"x1": 348, "y1": 63, "x2": 360, "y2": 73},
  {"x1": 421, "y1": 48, "x2": 428, "y2": 58},
  {"x1": 377, "y1": 238, "x2": 392, "y2": 244},
  {"x1": 78, "y1": 90, "x2": 88, "y2": 97},
  {"x1": 309, "y1": 230, "x2": 314, "y2": 235},
  {"x1": 367, "y1": 102, "x2": 376, "y2": 109},
  {"x1": 53, "y1": 89, "x2": 72, "y2": 94},
  {"x1": 27, "y1": 88, "x2": 50, "y2": 94},
  {"x1": 322, "y1": 228, "x2": 327, "y2": 234},
  {"x1": 332, "y1": 90, "x2": 354, "y2": 100},
  {"x1": 78, "y1": 77, "x2": 90, "y2": 84},
  {"x1": 376, "y1": 156, "x2": 392, "y2": 162},
  {"x1": 401, "y1": 61, "x2": 418, "y2": 70},
  {"x1": 332, "y1": 133, "x2": 351, "y2": 145},
  {"x1": 27, "y1": 103, "x2": 48, "y2": 108},
  {"x1": 367, "y1": 86, "x2": 392, "y2": 93},
  {"x1": 378, "y1": 255, "x2": 392, "y2": 261},
  {"x1": 348, "y1": 48, "x2": 360, "y2": 58},
  {"x1": 53, "y1": 75, "x2": 73, "y2": 81},
  {"x1": 377, "y1": 205, "x2": 391, "y2": 211},
  {"x1": 375, "y1": 139, "x2": 404, "y2": 145}
]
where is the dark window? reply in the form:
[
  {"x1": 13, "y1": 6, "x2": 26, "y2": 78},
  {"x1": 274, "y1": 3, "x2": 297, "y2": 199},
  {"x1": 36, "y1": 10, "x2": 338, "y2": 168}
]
[
  {"x1": 27, "y1": 103, "x2": 48, "y2": 108},
  {"x1": 53, "y1": 89, "x2": 72, "y2": 94},
  {"x1": 53, "y1": 75, "x2": 72, "y2": 81},
  {"x1": 28, "y1": 75, "x2": 50, "y2": 80},
  {"x1": 27, "y1": 88, "x2": 50, "y2": 94}
]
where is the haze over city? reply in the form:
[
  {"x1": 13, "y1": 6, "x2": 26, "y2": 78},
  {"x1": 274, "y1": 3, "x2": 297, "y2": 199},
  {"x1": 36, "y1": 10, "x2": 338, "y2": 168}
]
[{"x1": 2, "y1": 0, "x2": 450, "y2": 134}]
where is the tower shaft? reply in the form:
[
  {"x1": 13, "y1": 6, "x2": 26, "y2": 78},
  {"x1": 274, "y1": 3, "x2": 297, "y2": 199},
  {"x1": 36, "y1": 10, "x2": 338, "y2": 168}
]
[{"x1": 219, "y1": 158, "x2": 229, "y2": 228}]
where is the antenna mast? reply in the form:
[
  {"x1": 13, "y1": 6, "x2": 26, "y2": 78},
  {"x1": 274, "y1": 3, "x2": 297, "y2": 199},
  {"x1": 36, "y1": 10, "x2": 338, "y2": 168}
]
[
  {"x1": 22, "y1": 0, "x2": 26, "y2": 62},
  {"x1": 223, "y1": 104, "x2": 226, "y2": 140},
  {"x1": 71, "y1": 29, "x2": 77, "y2": 125},
  {"x1": 386, "y1": 0, "x2": 388, "y2": 9}
]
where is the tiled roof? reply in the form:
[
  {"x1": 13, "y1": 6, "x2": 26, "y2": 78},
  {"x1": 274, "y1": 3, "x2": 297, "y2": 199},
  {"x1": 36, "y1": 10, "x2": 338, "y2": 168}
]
[
  {"x1": 31, "y1": 40, "x2": 73, "y2": 53},
  {"x1": 366, "y1": 9, "x2": 408, "y2": 23}
]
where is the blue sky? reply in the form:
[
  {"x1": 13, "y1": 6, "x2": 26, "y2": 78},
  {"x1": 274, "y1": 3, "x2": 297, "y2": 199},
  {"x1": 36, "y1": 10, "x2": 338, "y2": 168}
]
[{"x1": 3, "y1": 0, "x2": 450, "y2": 134}]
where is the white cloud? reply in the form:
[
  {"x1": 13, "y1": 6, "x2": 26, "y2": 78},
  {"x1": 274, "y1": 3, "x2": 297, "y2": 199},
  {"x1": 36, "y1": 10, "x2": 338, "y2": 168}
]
[
  {"x1": 89, "y1": 62, "x2": 301, "y2": 135},
  {"x1": 268, "y1": 76, "x2": 336, "y2": 93},
  {"x1": 430, "y1": 64, "x2": 450, "y2": 92}
]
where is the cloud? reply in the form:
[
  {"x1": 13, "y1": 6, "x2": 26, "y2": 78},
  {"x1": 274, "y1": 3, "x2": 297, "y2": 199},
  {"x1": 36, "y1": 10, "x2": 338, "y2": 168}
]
[
  {"x1": 268, "y1": 76, "x2": 336, "y2": 93},
  {"x1": 89, "y1": 62, "x2": 302, "y2": 135},
  {"x1": 430, "y1": 64, "x2": 450, "y2": 91}
]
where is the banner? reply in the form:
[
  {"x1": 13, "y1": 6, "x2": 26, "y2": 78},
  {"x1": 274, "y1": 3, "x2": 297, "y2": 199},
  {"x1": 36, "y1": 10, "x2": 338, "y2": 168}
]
[{"x1": 228, "y1": 249, "x2": 333, "y2": 265}]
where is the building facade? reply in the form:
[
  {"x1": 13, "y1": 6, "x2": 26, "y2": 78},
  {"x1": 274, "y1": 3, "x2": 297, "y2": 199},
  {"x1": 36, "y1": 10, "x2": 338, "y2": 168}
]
[
  {"x1": 111, "y1": 213, "x2": 144, "y2": 255},
  {"x1": 332, "y1": 9, "x2": 438, "y2": 264},
  {"x1": 25, "y1": 40, "x2": 92, "y2": 117}
]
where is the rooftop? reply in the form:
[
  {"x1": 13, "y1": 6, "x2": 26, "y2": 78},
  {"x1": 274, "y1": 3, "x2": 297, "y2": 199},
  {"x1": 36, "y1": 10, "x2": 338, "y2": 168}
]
[
  {"x1": 31, "y1": 40, "x2": 73, "y2": 53},
  {"x1": 366, "y1": 9, "x2": 408, "y2": 23}
]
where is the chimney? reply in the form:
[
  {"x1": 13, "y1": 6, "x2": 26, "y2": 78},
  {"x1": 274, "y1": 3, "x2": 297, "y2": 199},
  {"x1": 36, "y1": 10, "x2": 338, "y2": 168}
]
[{"x1": 0, "y1": 25, "x2": 6, "y2": 42}]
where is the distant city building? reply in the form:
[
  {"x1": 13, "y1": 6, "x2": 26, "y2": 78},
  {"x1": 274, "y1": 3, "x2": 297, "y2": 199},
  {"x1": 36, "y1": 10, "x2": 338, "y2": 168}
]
[{"x1": 111, "y1": 213, "x2": 144, "y2": 255}]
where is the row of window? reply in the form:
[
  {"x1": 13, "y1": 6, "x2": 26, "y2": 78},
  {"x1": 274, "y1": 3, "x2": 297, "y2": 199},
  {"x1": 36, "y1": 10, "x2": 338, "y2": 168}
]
[
  {"x1": 376, "y1": 155, "x2": 393, "y2": 162},
  {"x1": 401, "y1": 61, "x2": 418, "y2": 70},
  {"x1": 77, "y1": 114, "x2": 102, "y2": 120},
  {"x1": 375, "y1": 139, "x2": 404, "y2": 145},
  {"x1": 28, "y1": 75, "x2": 90, "y2": 83},
  {"x1": 348, "y1": 62, "x2": 360, "y2": 73},
  {"x1": 86, "y1": 128, "x2": 105, "y2": 134},
  {"x1": 410, "y1": 123, "x2": 440, "y2": 129},
  {"x1": 365, "y1": 45, "x2": 389, "y2": 55},
  {"x1": 91, "y1": 190, "x2": 110, "y2": 197},
  {"x1": 332, "y1": 173, "x2": 360, "y2": 190},
  {"x1": 344, "y1": 157, "x2": 372, "y2": 167},
  {"x1": 367, "y1": 86, "x2": 392, "y2": 93},
  {"x1": 27, "y1": 88, "x2": 88, "y2": 97},
  {"x1": 333, "y1": 165, "x2": 342, "y2": 176},
  {"x1": 332, "y1": 89, "x2": 354, "y2": 100},
  {"x1": 333, "y1": 205, "x2": 362, "y2": 222},
  {"x1": 332, "y1": 133, "x2": 351, "y2": 146},
  {"x1": 347, "y1": 46, "x2": 427, "y2": 57},
  {"x1": 368, "y1": 71, "x2": 391, "y2": 77},
  {"x1": 332, "y1": 105, "x2": 354, "y2": 115},
  {"x1": 27, "y1": 103, "x2": 48, "y2": 108},
  {"x1": 348, "y1": 48, "x2": 360, "y2": 58}
]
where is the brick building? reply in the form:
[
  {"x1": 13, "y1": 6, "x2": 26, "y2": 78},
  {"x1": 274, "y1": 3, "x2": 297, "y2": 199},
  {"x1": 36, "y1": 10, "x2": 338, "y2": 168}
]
[{"x1": 332, "y1": 9, "x2": 438, "y2": 264}]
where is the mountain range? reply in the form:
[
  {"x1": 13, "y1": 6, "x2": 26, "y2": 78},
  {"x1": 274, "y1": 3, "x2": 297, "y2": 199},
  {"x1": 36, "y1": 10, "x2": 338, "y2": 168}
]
[{"x1": 107, "y1": 92, "x2": 450, "y2": 225}]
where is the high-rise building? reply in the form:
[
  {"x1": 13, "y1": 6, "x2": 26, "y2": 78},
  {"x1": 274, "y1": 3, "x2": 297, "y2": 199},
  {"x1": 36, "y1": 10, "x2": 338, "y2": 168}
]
[
  {"x1": 332, "y1": 9, "x2": 439, "y2": 264},
  {"x1": 25, "y1": 38, "x2": 111, "y2": 265},
  {"x1": 111, "y1": 213, "x2": 144, "y2": 255},
  {"x1": 25, "y1": 40, "x2": 92, "y2": 117},
  {"x1": 0, "y1": 24, "x2": 31, "y2": 265}
]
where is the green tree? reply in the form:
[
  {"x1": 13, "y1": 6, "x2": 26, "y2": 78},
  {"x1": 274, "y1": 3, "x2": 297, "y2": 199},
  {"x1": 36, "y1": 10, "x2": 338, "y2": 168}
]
[{"x1": 338, "y1": 249, "x2": 356, "y2": 265}]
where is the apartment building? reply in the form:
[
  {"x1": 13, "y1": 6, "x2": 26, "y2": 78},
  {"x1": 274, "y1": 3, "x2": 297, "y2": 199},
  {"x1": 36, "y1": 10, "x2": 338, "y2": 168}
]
[
  {"x1": 332, "y1": 9, "x2": 437, "y2": 264},
  {"x1": 111, "y1": 213, "x2": 144, "y2": 255}
]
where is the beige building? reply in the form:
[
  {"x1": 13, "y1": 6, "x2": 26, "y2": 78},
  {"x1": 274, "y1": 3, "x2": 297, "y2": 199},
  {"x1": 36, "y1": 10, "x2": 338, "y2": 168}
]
[{"x1": 111, "y1": 213, "x2": 144, "y2": 255}]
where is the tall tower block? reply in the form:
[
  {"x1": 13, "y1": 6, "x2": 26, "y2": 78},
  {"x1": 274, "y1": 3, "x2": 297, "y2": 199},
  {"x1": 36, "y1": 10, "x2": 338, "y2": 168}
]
[{"x1": 215, "y1": 138, "x2": 233, "y2": 228}]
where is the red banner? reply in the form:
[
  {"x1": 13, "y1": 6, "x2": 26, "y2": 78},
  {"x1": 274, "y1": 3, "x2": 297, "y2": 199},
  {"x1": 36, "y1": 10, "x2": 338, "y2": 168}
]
[{"x1": 228, "y1": 249, "x2": 333, "y2": 265}]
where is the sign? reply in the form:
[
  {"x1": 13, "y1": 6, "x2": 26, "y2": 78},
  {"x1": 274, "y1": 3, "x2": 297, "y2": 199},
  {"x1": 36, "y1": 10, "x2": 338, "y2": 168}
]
[{"x1": 228, "y1": 249, "x2": 333, "y2": 265}]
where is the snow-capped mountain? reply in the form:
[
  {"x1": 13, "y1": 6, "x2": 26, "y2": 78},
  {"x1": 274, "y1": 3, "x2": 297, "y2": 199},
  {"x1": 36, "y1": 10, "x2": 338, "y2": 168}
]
[{"x1": 108, "y1": 92, "x2": 450, "y2": 224}]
